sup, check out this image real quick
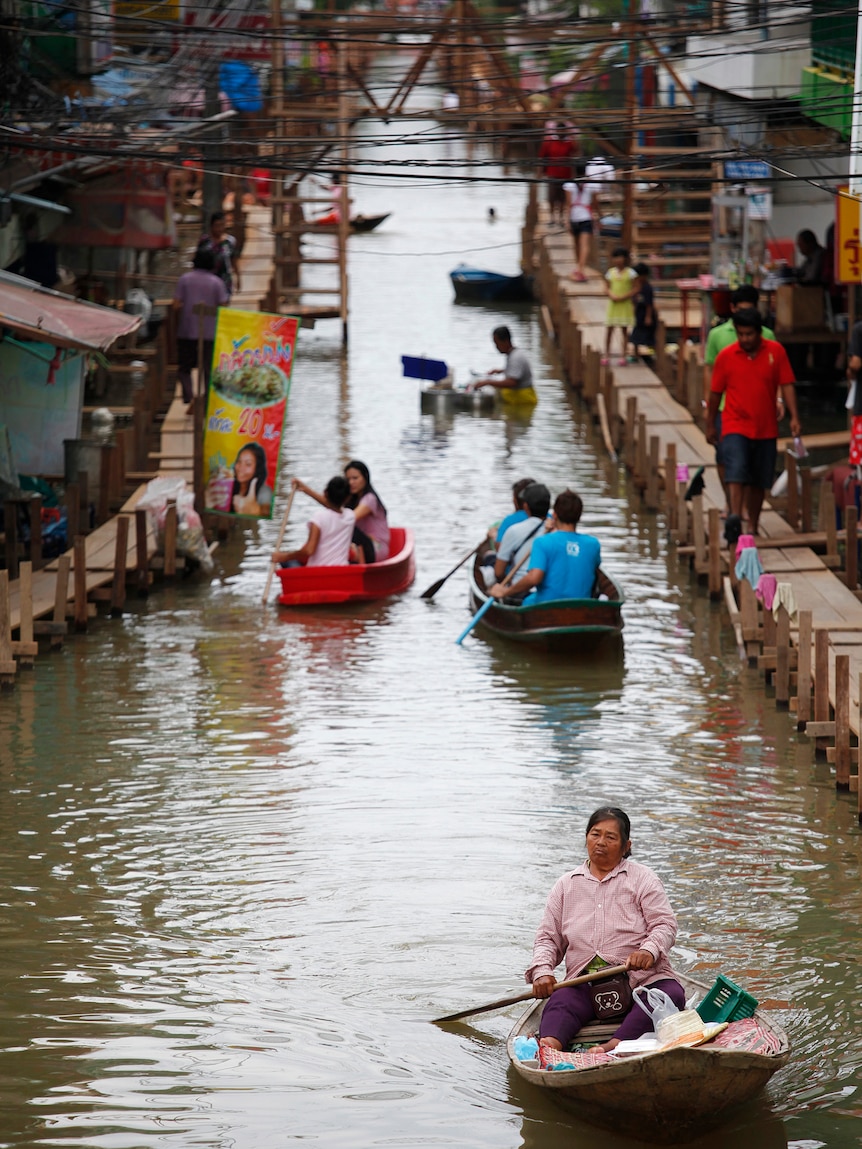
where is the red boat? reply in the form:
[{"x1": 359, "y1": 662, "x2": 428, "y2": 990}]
[{"x1": 276, "y1": 527, "x2": 415, "y2": 606}]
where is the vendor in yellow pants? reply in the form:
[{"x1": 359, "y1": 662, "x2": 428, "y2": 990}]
[{"x1": 469, "y1": 325, "x2": 538, "y2": 405}]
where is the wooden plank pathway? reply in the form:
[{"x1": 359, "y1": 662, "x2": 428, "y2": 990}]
[
  {"x1": 527, "y1": 193, "x2": 862, "y2": 820},
  {"x1": 1, "y1": 208, "x2": 272, "y2": 684}
]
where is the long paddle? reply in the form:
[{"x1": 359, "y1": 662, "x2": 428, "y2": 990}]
[
  {"x1": 262, "y1": 485, "x2": 296, "y2": 605},
  {"x1": 455, "y1": 548, "x2": 531, "y2": 645},
  {"x1": 432, "y1": 964, "x2": 629, "y2": 1024},
  {"x1": 420, "y1": 542, "x2": 481, "y2": 599}
]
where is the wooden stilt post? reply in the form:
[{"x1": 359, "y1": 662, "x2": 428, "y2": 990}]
[
  {"x1": 50, "y1": 554, "x2": 71, "y2": 649},
  {"x1": 795, "y1": 610, "x2": 813, "y2": 729},
  {"x1": 13, "y1": 561, "x2": 38, "y2": 668},
  {"x1": 707, "y1": 507, "x2": 722, "y2": 599},
  {"x1": 135, "y1": 508, "x2": 149, "y2": 597},
  {"x1": 73, "y1": 535, "x2": 88, "y2": 631},
  {"x1": 163, "y1": 500, "x2": 178, "y2": 578},
  {"x1": 762, "y1": 606, "x2": 776, "y2": 683},
  {"x1": 665, "y1": 443, "x2": 677, "y2": 529},
  {"x1": 636, "y1": 415, "x2": 647, "y2": 490},
  {"x1": 740, "y1": 577, "x2": 760, "y2": 665},
  {"x1": 0, "y1": 570, "x2": 17, "y2": 686},
  {"x1": 846, "y1": 505, "x2": 858, "y2": 589},
  {"x1": 27, "y1": 496, "x2": 43, "y2": 571},
  {"x1": 775, "y1": 604, "x2": 790, "y2": 709},
  {"x1": 835, "y1": 653, "x2": 851, "y2": 790},
  {"x1": 110, "y1": 514, "x2": 129, "y2": 617},
  {"x1": 814, "y1": 629, "x2": 830, "y2": 756},
  {"x1": 624, "y1": 396, "x2": 637, "y2": 469},
  {"x1": 646, "y1": 436, "x2": 660, "y2": 510}
]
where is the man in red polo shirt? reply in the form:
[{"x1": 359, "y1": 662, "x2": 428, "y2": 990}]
[
  {"x1": 706, "y1": 308, "x2": 801, "y2": 540},
  {"x1": 538, "y1": 124, "x2": 577, "y2": 225}
]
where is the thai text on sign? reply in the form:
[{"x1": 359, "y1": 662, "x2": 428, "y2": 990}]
[{"x1": 202, "y1": 308, "x2": 299, "y2": 519}]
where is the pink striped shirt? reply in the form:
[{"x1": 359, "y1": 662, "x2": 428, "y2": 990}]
[{"x1": 525, "y1": 857, "x2": 678, "y2": 989}]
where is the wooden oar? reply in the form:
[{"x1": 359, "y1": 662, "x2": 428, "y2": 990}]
[
  {"x1": 455, "y1": 548, "x2": 530, "y2": 645},
  {"x1": 420, "y1": 543, "x2": 481, "y2": 599},
  {"x1": 262, "y1": 485, "x2": 296, "y2": 605},
  {"x1": 433, "y1": 964, "x2": 628, "y2": 1024}
]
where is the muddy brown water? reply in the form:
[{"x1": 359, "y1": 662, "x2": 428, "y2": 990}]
[{"x1": 0, "y1": 100, "x2": 860, "y2": 1149}]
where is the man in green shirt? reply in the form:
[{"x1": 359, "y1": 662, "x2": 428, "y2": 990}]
[{"x1": 703, "y1": 285, "x2": 777, "y2": 506}]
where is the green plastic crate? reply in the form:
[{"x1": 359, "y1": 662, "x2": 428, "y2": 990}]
[{"x1": 695, "y1": 975, "x2": 758, "y2": 1023}]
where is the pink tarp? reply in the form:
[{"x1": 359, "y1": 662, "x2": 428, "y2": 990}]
[{"x1": 0, "y1": 273, "x2": 141, "y2": 353}]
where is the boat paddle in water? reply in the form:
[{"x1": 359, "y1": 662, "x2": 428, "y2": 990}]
[{"x1": 421, "y1": 542, "x2": 481, "y2": 599}]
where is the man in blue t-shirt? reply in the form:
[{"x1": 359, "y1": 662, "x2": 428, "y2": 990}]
[{"x1": 490, "y1": 489, "x2": 600, "y2": 604}]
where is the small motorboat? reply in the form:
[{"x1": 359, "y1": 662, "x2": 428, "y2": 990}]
[
  {"x1": 311, "y1": 212, "x2": 391, "y2": 233},
  {"x1": 450, "y1": 264, "x2": 534, "y2": 303},
  {"x1": 467, "y1": 543, "x2": 623, "y2": 651},
  {"x1": 276, "y1": 527, "x2": 415, "y2": 607},
  {"x1": 507, "y1": 970, "x2": 790, "y2": 1142}
]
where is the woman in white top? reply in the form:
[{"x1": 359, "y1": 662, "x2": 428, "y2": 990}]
[
  {"x1": 272, "y1": 476, "x2": 355, "y2": 568},
  {"x1": 563, "y1": 160, "x2": 596, "y2": 284}
]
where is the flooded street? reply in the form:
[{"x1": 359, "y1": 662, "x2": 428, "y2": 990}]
[{"x1": 2, "y1": 101, "x2": 862, "y2": 1149}]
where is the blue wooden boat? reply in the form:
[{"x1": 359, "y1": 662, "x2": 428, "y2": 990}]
[{"x1": 449, "y1": 264, "x2": 534, "y2": 303}]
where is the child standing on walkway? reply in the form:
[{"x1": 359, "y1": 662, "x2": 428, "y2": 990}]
[{"x1": 603, "y1": 247, "x2": 637, "y2": 366}]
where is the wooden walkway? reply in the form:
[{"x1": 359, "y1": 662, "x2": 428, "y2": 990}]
[
  {"x1": 1, "y1": 200, "x2": 274, "y2": 685},
  {"x1": 527, "y1": 196, "x2": 862, "y2": 821}
]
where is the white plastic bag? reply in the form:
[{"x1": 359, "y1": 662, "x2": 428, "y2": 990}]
[
  {"x1": 632, "y1": 985, "x2": 679, "y2": 1031},
  {"x1": 136, "y1": 477, "x2": 213, "y2": 573}
]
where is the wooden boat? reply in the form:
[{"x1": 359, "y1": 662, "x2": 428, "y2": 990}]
[
  {"x1": 276, "y1": 527, "x2": 414, "y2": 606},
  {"x1": 468, "y1": 544, "x2": 623, "y2": 650},
  {"x1": 311, "y1": 212, "x2": 391, "y2": 233},
  {"x1": 450, "y1": 264, "x2": 534, "y2": 303},
  {"x1": 507, "y1": 971, "x2": 790, "y2": 1142}
]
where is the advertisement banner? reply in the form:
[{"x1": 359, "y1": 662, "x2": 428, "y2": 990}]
[
  {"x1": 836, "y1": 186, "x2": 862, "y2": 284},
  {"x1": 202, "y1": 308, "x2": 299, "y2": 519}
]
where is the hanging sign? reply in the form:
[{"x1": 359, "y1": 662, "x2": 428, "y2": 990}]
[
  {"x1": 202, "y1": 308, "x2": 299, "y2": 519},
  {"x1": 836, "y1": 185, "x2": 862, "y2": 284}
]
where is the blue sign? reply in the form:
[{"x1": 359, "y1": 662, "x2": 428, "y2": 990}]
[{"x1": 724, "y1": 160, "x2": 771, "y2": 181}]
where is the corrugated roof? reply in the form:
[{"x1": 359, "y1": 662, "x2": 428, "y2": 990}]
[{"x1": 0, "y1": 270, "x2": 141, "y2": 353}]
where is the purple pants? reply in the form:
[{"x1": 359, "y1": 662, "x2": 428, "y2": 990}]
[{"x1": 539, "y1": 978, "x2": 686, "y2": 1047}]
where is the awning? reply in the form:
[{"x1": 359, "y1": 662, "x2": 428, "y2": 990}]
[{"x1": 0, "y1": 270, "x2": 141, "y2": 353}]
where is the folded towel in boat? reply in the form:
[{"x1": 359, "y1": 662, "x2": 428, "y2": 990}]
[
  {"x1": 538, "y1": 1045, "x2": 611, "y2": 1071},
  {"x1": 735, "y1": 547, "x2": 764, "y2": 587},
  {"x1": 708, "y1": 1018, "x2": 782, "y2": 1055}
]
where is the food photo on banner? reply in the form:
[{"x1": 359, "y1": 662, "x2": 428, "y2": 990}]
[{"x1": 202, "y1": 308, "x2": 299, "y2": 519}]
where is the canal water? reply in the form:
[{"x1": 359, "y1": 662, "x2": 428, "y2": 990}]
[{"x1": 2, "y1": 96, "x2": 861, "y2": 1149}]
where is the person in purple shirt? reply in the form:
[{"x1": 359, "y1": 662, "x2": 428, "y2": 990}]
[
  {"x1": 344, "y1": 459, "x2": 390, "y2": 563},
  {"x1": 173, "y1": 248, "x2": 229, "y2": 404},
  {"x1": 490, "y1": 489, "x2": 600, "y2": 604}
]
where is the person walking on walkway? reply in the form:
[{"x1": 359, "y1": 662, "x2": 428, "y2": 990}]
[{"x1": 706, "y1": 308, "x2": 801, "y2": 540}]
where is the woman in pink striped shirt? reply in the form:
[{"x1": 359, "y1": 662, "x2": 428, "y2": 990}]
[{"x1": 527, "y1": 806, "x2": 685, "y2": 1053}]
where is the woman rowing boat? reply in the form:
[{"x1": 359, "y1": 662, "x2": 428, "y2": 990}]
[{"x1": 527, "y1": 806, "x2": 685, "y2": 1054}]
